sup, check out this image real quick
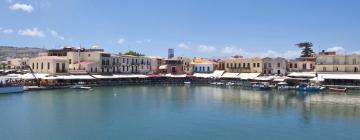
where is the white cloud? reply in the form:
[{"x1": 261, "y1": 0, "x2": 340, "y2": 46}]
[
  {"x1": 327, "y1": 46, "x2": 345, "y2": 54},
  {"x1": 50, "y1": 30, "x2": 64, "y2": 40},
  {"x1": 197, "y1": 44, "x2": 216, "y2": 53},
  {"x1": 9, "y1": 3, "x2": 34, "y2": 12},
  {"x1": 136, "y1": 39, "x2": 151, "y2": 44},
  {"x1": 18, "y1": 28, "x2": 46, "y2": 37},
  {"x1": 220, "y1": 46, "x2": 243, "y2": 54},
  {"x1": 118, "y1": 38, "x2": 125, "y2": 45},
  {"x1": 1, "y1": 28, "x2": 13, "y2": 34},
  {"x1": 178, "y1": 43, "x2": 190, "y2": 49}
]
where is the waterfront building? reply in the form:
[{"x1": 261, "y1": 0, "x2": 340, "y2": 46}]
[
  {"x1": 4, "y1": 58, "x2": 29, "y2": 69},
  {"x1": 218, "y1": 56, "x2": 262, "y2": 73},
  {"x1": 177, "y1": 56, "x2": 192, "y2": 74},
  {"x1": 262, "y1": 57, "x2": 287, "y2": 76},
  {"x1": 147, "y1": 56, "x2": 164, "y2": 74},
  {"x1": 192, "y1": 58, "x2": 216, "y2": 73},
  {"x1": 288, "y1": 57, "x2": 316, "y2": 72},
  {"x1": 28, "y1": 56, "x2": 68, "y2": 75},
  {"x1": 159, "y1": 58, "x2": 185, "y2": 74},
  {"x1": 316, "y1": 52, "x2": 360, "y2": 73},
  {"x1": 119, "y1": 55, "x2": 153, "y2": 74}
]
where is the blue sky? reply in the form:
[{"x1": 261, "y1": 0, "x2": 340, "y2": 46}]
[{"x1": 1, "y1": 0, "x2": 360, "y2": 58}]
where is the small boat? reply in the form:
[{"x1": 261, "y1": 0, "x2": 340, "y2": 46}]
[
  {"x1": 252, "y1": 82, "x2": 271, "y2": 90},
  {"x1": 71, "y1": 85, "x2": 92, "y2": 90},
  {"x1": 277, "y1": 82, "x2": 289, "y2": 90},
  {"x1": 329, "y1": 87, "x2": 348, "y2": 92},
  {"x1": 296, "y1": 83, "x2": 321, "y2": 92},
  {"x1": 226, "y1": 82, "x2": 235, "y2": 86},
  {"x1": 184, "y1": 81, "x2": 191, "y2": 84}
]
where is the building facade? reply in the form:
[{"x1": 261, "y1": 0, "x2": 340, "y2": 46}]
[
  {"x1": 218, "y1": 56, "x2": 262, "y2": 73},
  {"x1": 316, "y1": 54, "x2": 360, "y2": 73},
  {"x1": 262, "y1": 57, "x2": 287, "y2": 75},
  {"x1": 288, "y1": 57, "x2": 316, "y2": 72},
  {"x1": 28, "y1": 56, "x2": 68, "y2": 75}
]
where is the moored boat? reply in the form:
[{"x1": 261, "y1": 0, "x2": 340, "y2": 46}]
[
  {"x1": 0, "y1": 85, "x2": 24, "y2": 94},
  {"x1": 329, "y1": 87, "x2": 348, "y2": 92},
  {"x1": 296, "y1": 83, "x2": 321, "y2": 92}
]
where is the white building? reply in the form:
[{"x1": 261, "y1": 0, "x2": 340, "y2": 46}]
[{"x1": 262, "y1": 57, "x2": 287, "y2": 75}]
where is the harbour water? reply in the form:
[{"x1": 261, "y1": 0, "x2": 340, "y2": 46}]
[{"x1": 0, "y1": 85, "x2": 360, "y2": 140}]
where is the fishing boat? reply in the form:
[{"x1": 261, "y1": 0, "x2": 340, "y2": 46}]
[
  {"x1": 277, "y1": 82, "x2": 289, "y2": 90},
  {"x1": 71, "y1": 85, "x2": 92, "y2": 90},
  {"x1": 329, "y1": 87, "x2": 348, "y2": 92},
  {"x1": 296, "y1": 83, "x2": 321, "y2": 92},
  {"x1": 252, "y1": 82, "x2": 271, "y2": 90}
]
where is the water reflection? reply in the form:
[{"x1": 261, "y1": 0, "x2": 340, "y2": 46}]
[{"x1": 158, "y1": 86, "x2": 360, "y2": 122}]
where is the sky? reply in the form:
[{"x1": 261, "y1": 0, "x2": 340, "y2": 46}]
[{"x1": 1, "y1": 0, "x2": 360, "y2": 58}]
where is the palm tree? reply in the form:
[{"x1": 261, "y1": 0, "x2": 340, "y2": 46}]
[{"x1": 296, "y1": 42, "x2": 314, "y2": 57}]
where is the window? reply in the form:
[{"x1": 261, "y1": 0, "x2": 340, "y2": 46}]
[
  {"x1": 294, "y1": 63, "x2": 298, "y2": 68},
  {"x1": 32, "y1": 63, "x2": 34, "y2": 69},
  {"x1": 123, "y1": 58, "x2": 125, "y2": 63},
  {"x1": 230, "y1": 63, "x2": 233, "y2": 68},
  {"x1": 91, "y1": 67, "x2": 93, "y2": 72},
  {"x1": 323, "y1": 67, "x2": 326, "y2": 71},
  {"x1": 264, "y1": 63, "x2": 267, "y2": 68},
  {"x1": 335, "y1": 67, "x2": 339, "y2": 71},
  {"x1": 257, "y1": 63, "x2": 260, "y2": 67},
  {"x1": 36, "y1": 63, "x2": 38, "y2": 69},
  {"x1": 226, "y1": 63, "x2": 229, "y2": 68},
  {"x1": 303, "y1": 64, "x2": 306, "y2": 69},
  {"x1": 47, "y1": 62, "x2": 50, "y2": 69},
  {"x1": 207, "y1": 67, "x2": 210, "y2": 71},
  {"x1": 353, "y1": 59, "x2": 357, "y2": 65},
  {"x1": 88, "y1": 54, "x2": 91, "y2": 57},
  {"x1": 253, "y1": 63, "x2": 256, "y2": 67},
  {"x1": 355, "y1": 67, "x2": 358, "y2": 72},
  {"x1": 41, "y1": 63, "x2": 43, "y2": 70},
  {"x1": 243, "y1": 63, "x2": 246, "y2": 68},
  {"x1": 268, "y1": 63, "x2": 271, "y2": 68},
  {"x1": 277, "y1": 63, "x2": 280, "y2": 67},
  {"x1": 247, "y1": 63, "x2": 250, "y2": 68},
  {"x1": 69, "y1": 59, "x2": 72, "y2": 64},
  {"x1": 62, "y1": 63, "x2": 65, "y2": 72},
  {"x1": 289, "y1": 63, "x2": 293, "y2": 68}
]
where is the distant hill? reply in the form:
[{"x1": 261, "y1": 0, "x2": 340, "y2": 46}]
[{"x1": 0, "y1": 46, "x2": 47, "y2": 60}]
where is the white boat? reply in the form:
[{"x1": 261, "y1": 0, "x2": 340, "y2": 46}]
[
  {"x1": 71, "y1": 85, "x2": 92, "y2": 90},
  {"x1": 0, "y1": 85, "x2": 24, "y2": 94},
  {"x1": 226, "y1": 82, "x2": 235, "y2": 86},
  {"x1": 184, "y1": 81, "x2": 191, "y2": 84}
]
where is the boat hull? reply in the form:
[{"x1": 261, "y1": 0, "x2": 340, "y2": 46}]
[{"x1": 0, "y1": 86, "x2": 24, "y2": 94}]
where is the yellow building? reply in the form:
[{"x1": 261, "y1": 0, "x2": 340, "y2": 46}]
[
  {"x1": 28, "y1": 56, "x2": 68, "y2": 75},
  {"x1": 218, "y1": 56, "x2": 262, "y2": 73}
]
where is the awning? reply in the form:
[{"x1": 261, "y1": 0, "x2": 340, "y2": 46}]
[
  {"x1": 159, "y1": 65, "x2": 167, "y2": 70},
  {"x1": 221, "y1": 73, "x2": 240, "y2": 78},
  {"x1": 319, "y1": 74, "x2": 360, "y2": 80},
  {"x1": 253, "y1": 76, "x2": 274, "y2": 81},
  {"x1": 165, "y1": 74, "x2": 187, "y2": 78},
  {"x1": 288, "y1": 72, "x2": 316, "y2": 78},
  {"x1": 212, "y1": 70, "x2": 225, "y2": 78},
  {"x1": 239, "y1": 73, "x2": 261, "y2": 80}
]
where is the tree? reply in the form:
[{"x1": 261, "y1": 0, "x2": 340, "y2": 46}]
[
  {"x1": 296, "y1": 42, "x2": 314, "y2": 57},
  {"x1": 123, "y1": 50, "x2": 145, "y2": 56}
]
